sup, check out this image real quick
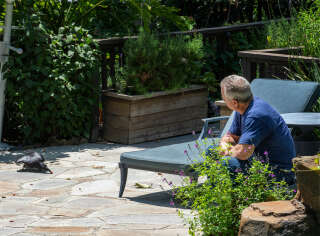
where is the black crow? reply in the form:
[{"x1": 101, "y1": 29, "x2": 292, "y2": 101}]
[{"x1": 16, "y1": 152, "x2": 53, "y2": 174}]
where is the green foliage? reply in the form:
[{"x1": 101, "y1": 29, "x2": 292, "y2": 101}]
[
  {"x1": 162, "y1": 0, "x2": 307, "y2": 28},
  {"x1": 7, "y1": 0, "x2": 192, "y2": 38},
  {"x1": 315, "y1": 153, "x2": 320, "y2": 169},
  {"x1": 124, "y1": 0, "x2": 194, "y2": 33},
  {"x1": 174, "y1": 144, "x2": 294, "y2": 235},
  {"x1": 201, "y1": 28, "x2": 266, "y2": 99},
  {"x1": 267, "y1": 0, "x2": 320, "y2": 57},
  {"x1": 114, "y1": 29, "x2": 206, "y2": 95},
  {"x1": 4, "y1": 15, "x2": 99, "y2": 144}
]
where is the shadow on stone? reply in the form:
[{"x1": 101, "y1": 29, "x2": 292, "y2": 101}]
[
  {"x1": 17, "y1": 168, "x2": 53, "y2": 174},
  {"x1": 127, "y1": 190, "x2": 188, "y2": 209}
]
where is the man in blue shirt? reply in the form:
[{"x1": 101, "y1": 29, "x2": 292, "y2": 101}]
[{"x1": 218, "y1": 75, "x2": 296, "y2": 184}]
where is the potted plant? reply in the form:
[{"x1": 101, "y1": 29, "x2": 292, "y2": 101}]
[
  {"x1": 102, "y1": 30, "x2": 213, "y2": 144},
  {"x1": 293, "y1": 154, "x2": 320, "y2": 224}
]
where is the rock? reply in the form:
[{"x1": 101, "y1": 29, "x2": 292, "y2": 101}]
[
  {"x1": 238, "y1": 200, "x2": 319, "y2": 236},
  {"x1": 292, "y1": 155, "x2": 320, "y2": 224}
]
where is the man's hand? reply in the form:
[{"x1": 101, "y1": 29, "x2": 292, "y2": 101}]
[
  {"x1": 219, "y1": 141, "x2": 234, "y2": 156},
  {"x1": 220, "y1": 132, "x2": 239, "y2": 144},
  {"x1": 219, "y1": 132, "x2": 255, "y2": 160},
  {"x1": 219, "y1": 132, "x2": 238, "y2": 155}
]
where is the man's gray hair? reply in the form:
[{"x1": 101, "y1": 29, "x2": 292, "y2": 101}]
[{"x1": 220, "y1": 75, "x2": 253, "y2": 103}]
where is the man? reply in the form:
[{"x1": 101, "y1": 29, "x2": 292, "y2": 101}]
[{"x1": 216, "y1": 75, "x2": 296, "y2": 184}]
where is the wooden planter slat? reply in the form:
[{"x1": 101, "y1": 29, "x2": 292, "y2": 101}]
[
  {"x1": 105, "y1": 105, "x2": 206, "y2": 130},
  {"x1": 102, "y1": 85, "x2": 208, "y2": 144}
]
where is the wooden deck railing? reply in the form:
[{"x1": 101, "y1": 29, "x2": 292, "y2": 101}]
[
  {"x1": 96, "y1": 19, "x2": 289, "y2": 91},
  {"x1": 238, "y1": 47, "x2": 320, "y2": 82}
]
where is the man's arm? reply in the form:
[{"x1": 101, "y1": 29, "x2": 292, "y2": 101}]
[
  {"x1": 229, "y1": 144, "x2": 255, "y2": 160},
  {"x1": 219, "y1": 132, "x2": 239, "y2": 155}
]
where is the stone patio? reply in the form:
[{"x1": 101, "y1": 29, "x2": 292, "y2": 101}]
[{"x1": 0, "y1": 135, "x2": 195, "y2": 236}]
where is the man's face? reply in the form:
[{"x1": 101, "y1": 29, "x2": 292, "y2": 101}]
[{"x1": 221, "y1": 87, "x2": 238, "y2": 111}]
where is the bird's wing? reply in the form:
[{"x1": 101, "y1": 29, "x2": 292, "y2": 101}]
[
  {"x1": 16, "y1": 155, "x2": 33, "y2": 164},
  {"x1": 16, "y1": 152, "x2": 44, "y2": 164}
]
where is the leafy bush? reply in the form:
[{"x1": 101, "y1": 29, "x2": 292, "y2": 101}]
[
  {"x1": 6, "y1": 0, "x2": 192, "y2": 38},
  {"x1": 172, "y1": 144, "x2": 294, "y2": 235},
  {"x1": 4, "y1": 15, "x2": 99, "y2": 144},
  {"x1": 113, "y1": 29, "x2": 207, "y2": 95}
]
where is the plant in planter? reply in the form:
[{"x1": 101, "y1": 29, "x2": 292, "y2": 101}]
[
  {"x1": 113, "y1": 29, "x2": 206, "y2": 94},
  {"x1": 103, "y1": 29, "x2": 215, "y2": 144}
]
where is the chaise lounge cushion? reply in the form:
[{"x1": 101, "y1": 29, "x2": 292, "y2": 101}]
[{"x1": 120, "y1": 139, "x2": 216, "y2": 174}]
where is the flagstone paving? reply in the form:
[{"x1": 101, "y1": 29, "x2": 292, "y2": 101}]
[{"x1": 0, "y1": 135, "x2": 194, "y2": 235}]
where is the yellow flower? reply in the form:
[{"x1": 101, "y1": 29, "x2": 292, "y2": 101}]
[{"x1": 267, "y1": 35, "x2": 271, "y2": 43}]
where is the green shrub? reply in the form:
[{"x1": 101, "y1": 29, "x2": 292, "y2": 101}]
[
  {"x1": 173, "y1": 143, "x2": 294, "y2": 235},
  {"x1": 5, "y1": 0, "x2": 192, "y2": 38},
  {"x1": 113, "y1": 29, "x2": 207, "y2": 95},
  {"x1": 4, "y1": 15, "x2": 99, "y2": 144}
]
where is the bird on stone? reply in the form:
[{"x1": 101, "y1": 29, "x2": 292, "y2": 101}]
[{"x1": 16, "y1": 152, "x2": 53, "y2": 174}]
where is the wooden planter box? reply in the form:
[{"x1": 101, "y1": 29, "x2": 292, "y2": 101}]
[
  {"x1": 293, "y1": 155, "x2": 320, "y2": 224},
  {"x1": 102, "y1": 85, "x2": 208, "y2": 144},
  {"x1": 238, "y1": 47, "x2": 320, "y2": 81}
]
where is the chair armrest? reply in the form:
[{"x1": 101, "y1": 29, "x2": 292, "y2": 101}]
[{"x1": 198, "y1": 116, "x2": 230, "y2": 140}]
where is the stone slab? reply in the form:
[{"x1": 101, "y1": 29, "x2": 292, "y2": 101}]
[
  {"x1": 28, "y1": 226, "x2": 92, "y2": 235},
  {"x1": 61, "y1": 196, "x2": 122, "y2": 209},
  {"x1": 0, "y1": 171, "x2": 47, "y2": 183},
  {"x1": 22, "y1": 179, "x2": 76, "y2": 190},
  {"x1": 46, "y1": 207, "x2": 89, "y2": 218},
  {"x1": 0, "y1": 201, "x2": 49, "y2": 215},
  {"x1": 0, "y1": 215, "x2": 40, "y2": 227},
  {"x1": 0, "y1": 180, "x2": 20, "y2": 194},
  {"x1": 87, "y1": 203, "x2": 180, "y2": 218},
  {"x1": 71, "y1": 180, "x2": 118, "y2": 196},
  {"x1": 78, "y1": 161, "x2": 118, "y2": 174},
  {"x1": 96, "y1": 228, "x2": 189, "y2": 236},
  {"x1": 0, "y1": 227, "x2": 25, "y2": 236},
  {"x1": 63, "y1": 152, "x2": 95, "y2": 162},
  {"x1": 55, "y1": 167, "x2": 104, "y2": 179},
  {"x1": 35, "y1": 195, "x2": 71, "y2": 205},
  {"x1": 0, "y1": 196, "x2": 39, "y2": 203},
  {"x1": 30, "y1": 217, "x2": 104, "y2": 227},
  {"x1": 250, "y1": 200, "x2": 303, "y2": 217},
  {"x1": 101, "y1": 214, "x2": 184, "y2": 225}
]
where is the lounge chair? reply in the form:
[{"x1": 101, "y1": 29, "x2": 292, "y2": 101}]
[{"x1": 118, "y1": 78, "x2": 320, "y2": 197}]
